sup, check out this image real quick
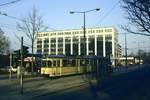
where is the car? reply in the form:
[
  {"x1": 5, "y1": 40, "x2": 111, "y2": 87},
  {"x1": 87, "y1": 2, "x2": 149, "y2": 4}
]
[{"x1": 7, "y1": 66, "x2": 17, "y2": 72}]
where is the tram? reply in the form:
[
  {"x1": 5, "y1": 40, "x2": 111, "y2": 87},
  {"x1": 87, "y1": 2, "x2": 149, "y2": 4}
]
[{"x1": 41, "y1": 55, "x2": 111, "y2": 77}]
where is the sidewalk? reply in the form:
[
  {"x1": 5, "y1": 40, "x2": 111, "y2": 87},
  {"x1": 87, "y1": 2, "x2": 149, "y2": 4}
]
[
  {"x1": 0, "y1": 75, "x2": 90, "y2": 100},
  {"x1": 1, "y1": 65, "x2": 150, "y2": 100}
]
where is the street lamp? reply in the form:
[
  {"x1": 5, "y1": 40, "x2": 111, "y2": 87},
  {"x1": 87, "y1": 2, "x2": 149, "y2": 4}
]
[{"x1": 70, "y1": 8, "x2": 100, "y2": 56}]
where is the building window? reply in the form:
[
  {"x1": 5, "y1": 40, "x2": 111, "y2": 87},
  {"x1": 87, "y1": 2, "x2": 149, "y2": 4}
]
[
  {"x1": 72, "y1": 31, "x2": 79, "y2": 35},
  {"x1": 105, "y1": 29, "x2": 112, "y2": 32},
  {"x1": 73, "y1": 38, "x2": 78, "y2": 55},
  {"x1": 51, "y1": 38, "x2": 56, "y2": 55},
  {"x1": 37, "y1": 38, "x2": 42, "y2": 54},
  {"x1": 92, "y1": 30, "x2": 95, "y2": 33},
  {"x1": 99, "y1": 30, "x2": 103, "y2": 33},
  {"x1": 96, "y1": 30, "x2": 103, "y2": 33},
  {"x1": 105, "y1": 34, "x2": 112, "y2": 41},
  {"x1": 89, "y1": 30, "x2": 95, "y2": 33},
  {"x1": 51, "y1": 33, "x2": 56, "y2": 36},
  {"x1": 58, "y1": 32, "x2": 63, "y2": 35},
  {"x1": 44, "y1": 39, "x2": 49, "y2": 50},
  {"x1": 37, "y1": 45, "x2": 42, "y2": 48},
  {"x1": 43, "y1": 49, "x2": 49, "y2": 54},
  {"x1": 97, "y1": 37, "x2": 103, "y2": 56},
  {"x1": 89, "y1": 36, "x2": 95, "y2": 55},
  {"x1": 58, "y1": 38, "x2": 63, "y2": 54},
  {"x1": 65, "y1": 37, "x2": 71, "y2": 56},
  {"x1": 80, "y1": 37, "x2": 86, "y2": 55},
  {"x1": 65, "y1": 32, "x2": 71, "y2": 35},
  {"x1": 106, "y1": 41, "x2": 112, "y2": 58},
  {"x1": 37, "y1": 40, "x2": 42, "y2": 44},
  {"x1": 37, "y1": 49, "x2": 42, "y2": 54},
  {"x1": 88, "y1": 30, "x2": 91, "y2": 33},
  {"x1": 43, "y1": 33, "x2": 48, "y2": 36}
]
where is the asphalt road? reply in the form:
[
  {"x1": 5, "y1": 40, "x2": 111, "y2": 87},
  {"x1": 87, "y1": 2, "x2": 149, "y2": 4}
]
[{"x1": 0, "y1": 64, "x2": 150, "y2": 100}]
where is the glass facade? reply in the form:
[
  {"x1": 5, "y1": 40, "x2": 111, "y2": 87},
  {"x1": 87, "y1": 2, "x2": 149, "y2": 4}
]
[
  {"x1": 51, "y1": 38, "x2": 56, "y2": 55},
  {"x1": 97, "y1": 36, "x2": 103, "y2": 56},
  {"x1": 43, "y1": 38, "x2": 49, "y2": 54},
  {"x1": 89, "y1": 36, "x2": 95, "y2": 55},
  {"x1": 58, "y1": 38, "x2": 63, "y2": 54},
  {"x1": 73, "y1": 37, "x2": 78, "y2": 55},
  {"x1": 36, "y1": 27, "x2": 119, "y2": 64},
  {"x1": 80, "y1": 38, "x2": 85, "y2": 55},
  {"x1": 65, "y1": 38, "x2": 71, "y2": 56},
  {"x1": 37, "y1": 40, "x2": 42, "y2": 54},
  {"x1": 105, "y1": 35, "x2": 112, "y2": 58},
  {"x1": 36, "y1": 27, "x2": 120, "y2": 66}
]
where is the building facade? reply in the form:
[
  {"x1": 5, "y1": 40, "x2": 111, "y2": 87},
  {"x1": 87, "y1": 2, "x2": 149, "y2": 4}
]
[{"x1": 36, "y1": 27, "x2": 121, "y2": 65}]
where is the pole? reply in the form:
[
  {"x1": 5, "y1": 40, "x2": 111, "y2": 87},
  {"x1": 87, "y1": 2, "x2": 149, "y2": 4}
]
[
  {"x1": 20, "y1": 37, "x2": 23, "y2": 95},
  {"x1": 145, "y1": 47, "x2": 146, "y2": 57},
  {"x1": 83, "y1": 12, "x2": 86, "y2": 56},
  {"x1": 125, "y1": 33, "x2": 128, "y2": 68},
  {"x1": 83, "y1": 12, "x2": 87, "y2": 74},
  {"x1": 31, "y1": 41, "x2": 34, "y2": 72},
  {"x1": 69, "y1": 8, "x2": 100, "y2": 78},
  {"x1": 10, "y1": 53, "x2": 12, "y2": 67},
  {"x1": 9, "y1": 53, "x2": 12, "y2": 80},
  {"x1": 138, "y1": 42, "x2": 140, "y2": 64}
]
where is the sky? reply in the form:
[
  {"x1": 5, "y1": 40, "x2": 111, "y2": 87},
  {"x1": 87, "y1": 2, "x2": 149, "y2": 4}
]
[{"x1": 0, "y1": 0, "x2": 150, "y2": 55}]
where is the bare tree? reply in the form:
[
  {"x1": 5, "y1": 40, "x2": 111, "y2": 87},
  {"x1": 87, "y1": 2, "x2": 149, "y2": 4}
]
[
  {"x1": 17, "y1": 7, "x2": 46, "y2": 72},
  {"x1": 0, "y1": 28, "x2": 10, "y2": 54},
  {"x1": 122, "y1": 0, "x2": 150, "y2": 36}
]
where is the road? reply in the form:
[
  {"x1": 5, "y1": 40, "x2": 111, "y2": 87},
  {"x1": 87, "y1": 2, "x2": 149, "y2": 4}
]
[{"x1": 0, "y1": 64, "x2": 150, "y2": 100}]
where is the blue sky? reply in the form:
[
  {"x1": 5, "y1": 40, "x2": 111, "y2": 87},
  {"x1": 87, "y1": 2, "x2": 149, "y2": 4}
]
[{"x1": 0, "y1": 0, "x2": 150, "y2": 54}]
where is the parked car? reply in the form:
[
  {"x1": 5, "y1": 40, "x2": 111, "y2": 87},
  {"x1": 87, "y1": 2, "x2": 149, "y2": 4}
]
[{"x1": 7, "y1": 66, "x2": 17, "y2": 72}]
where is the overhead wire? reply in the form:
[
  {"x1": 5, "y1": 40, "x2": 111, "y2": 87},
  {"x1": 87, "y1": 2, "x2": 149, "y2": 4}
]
[
  {"x1": 94, "y1": 0, "x2": 121, "y2": 27},
  {"x1": 0, "y1": 11, "x2": 58, "y2": 31},
  {"x1": 0, "y1": 0, "x2": 21, "y2": 7},
  {"x1": 0, "y1": 12, "x2": 58, "y2": 48}
]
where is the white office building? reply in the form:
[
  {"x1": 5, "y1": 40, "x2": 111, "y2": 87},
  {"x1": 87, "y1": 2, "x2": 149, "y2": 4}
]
[{"x1": 36, "y1": 27, "x2": 121, "y2": 65}]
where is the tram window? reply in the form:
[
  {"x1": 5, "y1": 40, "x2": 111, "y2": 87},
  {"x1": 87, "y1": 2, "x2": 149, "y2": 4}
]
[
  {"x1": 71, "y1": 60, "x2": 76, "y2": 66},
  {"x1": 57, "y1": 60, "x2": 60, "y2": 67},
  {"x1": 61, "y1": 59, "x2": 77, "y2": 67},
  {"x1": 66, "y1": 59, "x2": 76, "y2": 67},
  {"x1": 53, "y1": 61, "x2": 56, "y2": 67},
  {"x1": 48, "y1": 61, "x2": 52, "y2": 67},
  {"x1": 63, "y1": 60, "x2": 68, "y2": 67},
  {"x1": 42, "y1": 61, "x2": 46, "y2": 67},
  {"x1": 80, "y1": 59, "x2": 90, "y2": 66},
  {"x1": 68, "y1": 59, "x2": 72, "y2": 66}
]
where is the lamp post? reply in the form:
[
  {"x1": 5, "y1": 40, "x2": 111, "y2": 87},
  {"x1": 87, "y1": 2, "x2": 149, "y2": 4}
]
[
  {"x1": 70, "y1": 8, "x2": 100, "y2": 56},
  {"x1": 125, "y1": 32, "x2": 128, "y2": 68}
]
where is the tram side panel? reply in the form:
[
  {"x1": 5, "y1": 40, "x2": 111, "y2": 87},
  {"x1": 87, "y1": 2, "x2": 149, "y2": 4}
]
[
  {"x1": 41, "y1": 67, "x2": 52, "y2": 75},
  {"x1": 41, "y1": 66, "x2": 90, "y2": 77},
  {"x1": 61, "y1": 67, "x2": 78, "y2": 75},
  {"x1": 41, "y1": 67, "x2": 61, "y2": 77},
  {"x1": 40, "y1": 58, "x2": 92, "y2": 77}
]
